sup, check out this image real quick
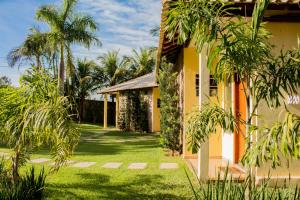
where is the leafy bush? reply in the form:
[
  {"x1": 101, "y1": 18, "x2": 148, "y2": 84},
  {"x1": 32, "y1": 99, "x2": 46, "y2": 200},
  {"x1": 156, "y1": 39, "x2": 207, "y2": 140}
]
[
  {"x1": 0, "y1": 159, "x2": 46, "y2": 200},
  {"x1": 118, "y1": 90, "x2": 149, "y2": 132},
  {"x1": 157, "y1": 58, "x2": 181, "y2": 155},
  {"x1": 186, "y1": 167, "x2": 300, "y2": 200},
  {"x1": 0, "y1": 67, "x2": 79, "y2": 181}
]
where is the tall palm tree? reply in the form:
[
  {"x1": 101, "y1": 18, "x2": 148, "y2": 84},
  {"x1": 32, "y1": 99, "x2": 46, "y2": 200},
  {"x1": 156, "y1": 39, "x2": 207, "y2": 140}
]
[
  {"x1": 0, "y1": 67, "x2": 79, "y2": 182},
  {"x1": 96, "y1": 50, "x2": 129, "y2": 87},
  {"x1": 7, "y1": 28, "x2": 49, "y2": 68},
  {"x1": 127, "y1": 48, "x2": 156, "y2": 78},
  {"x1": 73, "y1": 59, "x2": 97, "y2": 119},
  {"x1": 36, "y1": 0, "x2": 100, "y2": 94}
]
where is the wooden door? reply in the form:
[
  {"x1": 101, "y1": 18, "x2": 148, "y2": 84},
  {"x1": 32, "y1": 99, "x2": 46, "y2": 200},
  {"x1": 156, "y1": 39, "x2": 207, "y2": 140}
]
[{"x1": 234, "y1": 76, "x2": 246, "y2": 163}]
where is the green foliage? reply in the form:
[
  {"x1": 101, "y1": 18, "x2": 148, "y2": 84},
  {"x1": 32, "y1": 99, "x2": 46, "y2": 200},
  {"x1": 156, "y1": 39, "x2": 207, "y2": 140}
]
[
  {"x1": 157, "y1": 58, "x2": 181, "y2": 154},
  {"x1": 186, "y1": 104, "x2": 237, "y2": 154},
  {"x1": 36, "y1": 0, "x2": 100, "y2": 93},
  {"x1": 0, "y1": 159, "x2": 46, "y2": 200},
  {"x1": 96, "y1": 50, "x2": 129, "y2": 87},
  {"x1": 0, "y1": 76, "x2": 11, "y2": 88},
  {"x1": 0, "y1": 67, "x2": 80, "y2": 180},
  {"x1": 242, "y1": 112, "x2": 300, "y2": 168},
  {"x1": 118, "y1": 91, "x2": 149, "y2": 132},
  {"x1": 253, "y1": 49, "x2": 300, "y2": 109},
  {"x1": 127, "y1": 48, "x2": 156, "y2": 78},
  {"x1": 186, "y1": 167, "x2": 300, "y2": 200},
  {"x1": 166, "y1": 0, "x2": 300, "y2": 167},
  {"x1": 70, "y1": 58, "x2": 98, "y2": 119}
]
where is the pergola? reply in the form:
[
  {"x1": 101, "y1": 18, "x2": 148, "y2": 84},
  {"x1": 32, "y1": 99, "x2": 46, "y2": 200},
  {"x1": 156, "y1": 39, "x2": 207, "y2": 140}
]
[{"x1": 98, "y1": 72, "x2": 158, "y2": 129}]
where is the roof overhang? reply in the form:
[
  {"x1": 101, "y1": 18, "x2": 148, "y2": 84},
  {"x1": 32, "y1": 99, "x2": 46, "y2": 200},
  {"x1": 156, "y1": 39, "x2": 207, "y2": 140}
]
[
  {"x1": 99, "y1": 72, "x2": 158, "y2": 94},
  {"x1": 157, "y1": 0, "x2": 300, "y2": 66}
]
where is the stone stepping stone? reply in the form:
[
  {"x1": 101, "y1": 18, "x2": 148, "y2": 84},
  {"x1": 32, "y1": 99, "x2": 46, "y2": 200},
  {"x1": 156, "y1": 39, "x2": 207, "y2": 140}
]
[
  {"x1": 128, "y1": 163, "x2": 147, "y2": 169},
  {"x1": 0, "y1": 152, "x2": 8, "y2": 156},
  {"x1": 160, "y1": 163, "x2": 178, "y2": 169},
  {"x1": 0, "y1": 152, "x2": 9, "y2": 160},
  {"x1": 49, "y1": 160, "x2": 75, "y2": 166},
  {"x1": 72, "y1": 162, "x2": 96, "y2": 168},
  {"x1": 30, "y1": 158, "x2": 50, "y2": 164},
  {"x1": 102, "y1": 162, "x2": 123, "y2": 169}
]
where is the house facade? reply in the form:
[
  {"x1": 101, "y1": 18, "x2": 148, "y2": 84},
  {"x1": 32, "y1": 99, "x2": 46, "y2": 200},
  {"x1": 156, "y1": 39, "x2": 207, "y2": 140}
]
[
  {"x1": 157, "y1": 0, "x2": 300, "y2": 180},
  {"x1": 100, "y1": 72, "x2": 161, "y2": 133}
]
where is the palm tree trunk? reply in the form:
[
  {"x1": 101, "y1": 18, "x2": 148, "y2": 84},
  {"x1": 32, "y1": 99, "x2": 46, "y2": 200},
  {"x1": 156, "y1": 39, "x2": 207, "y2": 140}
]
[
  {"x1": 79, "y1": 97, "x2": 84, "y2": 121},
  {"x1": 36, "y1": 55, "x2": 41, "y2": 69},
  {"x1": 58, "y1": 43, "x2": 65, "y2": 95},
  {"x1": 12, "y1": 149, "x2": 20, "y2": 183}
]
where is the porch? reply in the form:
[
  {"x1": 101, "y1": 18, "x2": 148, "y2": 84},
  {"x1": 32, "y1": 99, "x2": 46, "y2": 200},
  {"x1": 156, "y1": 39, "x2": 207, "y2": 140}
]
[{"x1": 186, "y1": 158, "x2": 247, "y2": 181}]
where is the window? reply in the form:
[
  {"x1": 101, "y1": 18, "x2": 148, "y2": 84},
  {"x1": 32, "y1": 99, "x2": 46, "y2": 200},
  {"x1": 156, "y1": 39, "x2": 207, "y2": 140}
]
[
  {"x1": 209, "y1": 75, "x2": 218, "y2": 96},
  {"x1": 157, "y1": 99, "x2": 161, "y2": 108},
  {"x1": 196, "y1": 74, "x2": 199, "y2": 96}
]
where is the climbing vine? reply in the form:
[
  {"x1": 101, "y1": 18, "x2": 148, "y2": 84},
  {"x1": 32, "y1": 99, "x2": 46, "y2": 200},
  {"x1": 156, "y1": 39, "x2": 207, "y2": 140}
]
[
  {"x1": 118, "y1": 90, "x2": 149, "y2": 132},
  {"x1": 157, "y1": 59, "x2": 181, "y2": 155}
]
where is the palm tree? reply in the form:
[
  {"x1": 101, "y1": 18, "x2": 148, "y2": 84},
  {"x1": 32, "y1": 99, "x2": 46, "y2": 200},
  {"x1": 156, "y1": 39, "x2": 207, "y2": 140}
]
[
  {"x1": 7, "y1": 28, "x2": 49, "y2": 68},
  {"x1": 36, "y1": 0, "x2": 100, "y2": 94},
  {"x1": 0, "y1": 67, "x2": 79, "y2": 182},
  {"x1": 96, "y1": 50, "x2": 129, "y2": 87},
  {"x1": 0, "y1": 76, "x2": 11, "y2": 88},
  {"x1": 127, "y1": 48, "x2": 156, "y2": 78},
  {"x1": 166, "y1": 0, "x2": 300, "y2": 167},
  {"x1": 73, "y1": 59, "x2": 97, "y2": 119}
]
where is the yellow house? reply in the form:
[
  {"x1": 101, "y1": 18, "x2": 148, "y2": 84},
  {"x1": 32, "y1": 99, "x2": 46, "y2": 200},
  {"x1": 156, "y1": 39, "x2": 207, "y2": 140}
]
[
  {"x1": 157, "y1": 0, "x2": 300, "y2": 180},
  {"x1": 99, "y1": 72, "x2": 161, "y2": 133}
]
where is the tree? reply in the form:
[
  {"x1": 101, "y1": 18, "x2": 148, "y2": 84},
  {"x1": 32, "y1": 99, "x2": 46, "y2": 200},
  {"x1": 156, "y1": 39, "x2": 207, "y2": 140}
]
[
  {"x1": 150, "y1": 26, "x2": 160, "y2": 37},
  {"x1": 0, "y1": 76, "x2": 11, "y2": 88},
  {"x1": 127, "y1": 48, "x2": 156, "y2": 78},
  {"x1": 7, "y1": 28, "x2": 49, "y2": 68},
  {"x1": 36, "y1": 0, "x2": 100, "y2": 94},
  {"x1": 166, "y1": 0, "x2": 300, "y2": 167},
  {"x1": 0, "y1": 67, "x2": 79, "y2": 182},
  {"x1": 157, "y1": 58, "x2": 181, "y2": 155},
  {"x1": 73, "y1": 58, "x2": 98, "y2": 120},
  {"x1": 96, "y1": 50, "x2": 129, "y2": 87}
]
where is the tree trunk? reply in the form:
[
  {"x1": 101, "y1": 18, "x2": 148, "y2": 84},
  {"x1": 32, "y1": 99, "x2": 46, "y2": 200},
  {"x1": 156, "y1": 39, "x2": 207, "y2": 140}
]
[
  {"x1": 36, "y1": 55, "x2": 41, "y2": 69},
  {"x1": 58, "y1": 43, "x2": 65, "y2": 95},
  {"x1": 79, "y1": 97, "x2": 84, "y2": 121},
  {"x1": 11, "y1": 149, "x2": 20, "y2": 184}
]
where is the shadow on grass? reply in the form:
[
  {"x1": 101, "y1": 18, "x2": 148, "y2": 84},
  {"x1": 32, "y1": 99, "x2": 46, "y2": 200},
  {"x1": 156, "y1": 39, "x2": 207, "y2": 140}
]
[
  {"x1": 35, "y1": 131, "x2": 160, "y2": 157},
  {"x1": 46, "y1": 173, "x2": 189, "y2": 200}
]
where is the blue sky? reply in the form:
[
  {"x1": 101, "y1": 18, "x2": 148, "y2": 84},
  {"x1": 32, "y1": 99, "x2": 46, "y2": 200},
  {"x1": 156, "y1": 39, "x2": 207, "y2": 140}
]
[{"x1": 0, "y1": 0, "x2": 161, "y2": 86}]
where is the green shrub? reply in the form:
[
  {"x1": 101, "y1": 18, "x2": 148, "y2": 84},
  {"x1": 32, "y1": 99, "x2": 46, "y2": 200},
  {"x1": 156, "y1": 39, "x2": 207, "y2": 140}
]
[
  {"x1": 186, "y1": 167, "x2": 300, "y2": 200},
  {"x1": 118, "y1": 91, "x2": 149, "y2": 132},
  {"x1": 0, "y1": 159, "x2": 46, "y2": 200},
  {"x1": 157, "y1": 58, "x2": 181, "y2": 155}
]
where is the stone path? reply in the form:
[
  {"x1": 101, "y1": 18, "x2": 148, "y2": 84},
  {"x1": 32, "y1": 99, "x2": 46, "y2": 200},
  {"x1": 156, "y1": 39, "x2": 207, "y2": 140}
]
[
  {"x1": 72, "y1": 162, "x2": 96, "y2": 168},
  {"x1": 102, "y1": 162, "x2": 123, "y2": 169},
  {"x1": 30, "y1": 158, "x2": 51, "y2": 164},
  {"x1": 49, "y1": 160, "x2": 75, "y2": 166},
  {"x1": 3, "y1": 155, "x2": 179, "y2": 170},
  {"x1": 128, "y1": 163, "x2": 147, "y2": 169}
]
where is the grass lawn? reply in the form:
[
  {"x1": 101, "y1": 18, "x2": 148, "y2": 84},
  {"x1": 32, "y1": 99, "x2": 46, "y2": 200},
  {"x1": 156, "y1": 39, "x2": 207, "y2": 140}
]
[{"x1": 1, "y1": 124, "x2": 195, "y2": 199}]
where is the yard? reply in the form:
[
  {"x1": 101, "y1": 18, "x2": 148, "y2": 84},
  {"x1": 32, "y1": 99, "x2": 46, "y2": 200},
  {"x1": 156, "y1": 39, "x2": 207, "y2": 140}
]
[{"x1": 0, "y1": 124, "x2": 195, "y2": 199}]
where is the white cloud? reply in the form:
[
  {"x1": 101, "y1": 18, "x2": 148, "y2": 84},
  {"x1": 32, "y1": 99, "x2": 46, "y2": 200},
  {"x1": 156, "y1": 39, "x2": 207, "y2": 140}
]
[{"x1": 75, "y1": 0, "x2": 161, "y2": 60}]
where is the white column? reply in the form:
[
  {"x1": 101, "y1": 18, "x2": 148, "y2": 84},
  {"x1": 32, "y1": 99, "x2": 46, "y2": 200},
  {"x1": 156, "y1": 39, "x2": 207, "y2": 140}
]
[
  {"x1": 222, "y1": 82, "x2": 234, "y2": 162},
  {"x1": 197, "y1": 47, "x2": 210, "y2": 180}
]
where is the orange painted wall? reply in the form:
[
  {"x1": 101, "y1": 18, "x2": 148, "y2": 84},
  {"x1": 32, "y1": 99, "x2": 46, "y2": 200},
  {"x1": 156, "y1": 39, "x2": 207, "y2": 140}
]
[{"x1": 234, "y1": 77, "x2": 246, "y2": 163}]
